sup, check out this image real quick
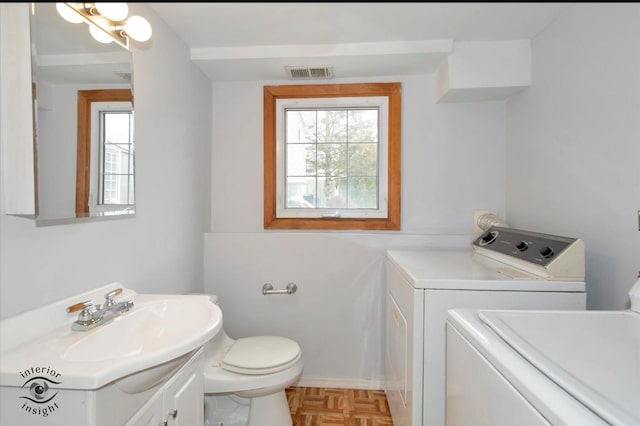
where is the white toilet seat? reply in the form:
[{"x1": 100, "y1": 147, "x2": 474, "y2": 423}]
[
  {"x1": 221, "y1": 336, "x2": 301, "y2": 375},
  {"x1": 204, "y1": 356, "x2": 303, "y2": 394}
]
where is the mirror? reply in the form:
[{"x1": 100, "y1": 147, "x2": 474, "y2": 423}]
[{"x1": 31, "y1": 3, "x2": 134, "y2": 222}]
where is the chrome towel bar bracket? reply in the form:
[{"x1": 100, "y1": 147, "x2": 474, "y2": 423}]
[{"x1": 262, "y1": 282, "x2": 297, "y2": 295}]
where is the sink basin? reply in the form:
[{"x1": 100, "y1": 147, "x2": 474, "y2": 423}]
[
  {"x1": 62, "y1": 308, "x2": 163, "y2": 363},
  {"x1": 0, "y1": 286, "x2": 222, "y2": 390},
  {"x1": 61, "y1": 297, "x2": 217, "y2": 363}
]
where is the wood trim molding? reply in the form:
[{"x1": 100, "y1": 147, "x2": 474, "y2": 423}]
[
  {"x1": 263, "y1": 82, "x2": 401, "y2": 230},
  {"x1": 75, "y1": 89, "x2": 132, "y2": 215}
]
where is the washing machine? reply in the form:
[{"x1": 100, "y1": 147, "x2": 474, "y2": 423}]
[
  {"x1": 446, "y1": 306, "x2": 639, "y2": 426},
  {"x1": 384, "y1": 226, "x2": 587, "y2": 426}
]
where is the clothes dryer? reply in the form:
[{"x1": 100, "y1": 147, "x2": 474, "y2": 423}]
[{"x1": 384, "y1": 227, "x2": 587, "y2": 426}]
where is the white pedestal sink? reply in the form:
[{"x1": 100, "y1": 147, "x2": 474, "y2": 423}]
[{"x1": 0, "y1": 283, "x2": 223, "y2": 425}]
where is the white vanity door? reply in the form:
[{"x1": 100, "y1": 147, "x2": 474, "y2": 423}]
[
  {"x1": 163, "y1": 361, "x2": 204, "y2": 426},
  {"x1": 127, "y1": 394, "x2": 164, "y2": 426},
  {"x1": 126, "y1": 349, "x2": 204, "y2": 426}
]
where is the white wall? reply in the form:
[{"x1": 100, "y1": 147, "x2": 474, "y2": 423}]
[
  {"x1": 0, "y1": 5, "x2": 212, "y2": 319},
  {"x1": 506, "y1": 3, "x2": 640, "y2": 309},
  {"x1": 206, "y1": 74, "x2": 507, "y2": 386},
  {"x1": 36, "y1": 84, "x2": 79, "y2": 219},
  {"x1": 211, "y1": 75, "x2": 506, "y2": 233}
]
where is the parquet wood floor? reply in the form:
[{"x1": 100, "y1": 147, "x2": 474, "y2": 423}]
[{"x1": 286, "y1": 386, "x2": 394, "y2": 426}]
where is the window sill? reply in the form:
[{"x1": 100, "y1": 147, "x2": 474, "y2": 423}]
[{"x1": 264, "y1": 216, "x2": 400, "y2": 231}]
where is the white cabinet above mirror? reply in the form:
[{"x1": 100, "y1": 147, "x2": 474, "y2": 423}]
[{"x1": 0, "y1": 3, "x2": 136, "y2": 225}]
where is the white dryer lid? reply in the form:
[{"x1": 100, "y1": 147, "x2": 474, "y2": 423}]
[
  {"x1": 221, "y1": 336, "x2": 301, "y2": 375},
  {"x1": 386, "y1": 249, "x2": 585, "y2": 291},
  {"x1": 479, "y1": 310, "x2": 640, "y2": 426}
]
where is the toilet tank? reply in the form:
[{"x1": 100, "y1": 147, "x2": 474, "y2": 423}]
[
  {"x1": 189, "y1": 293, "x2": 219, "y2": 304},
  {"x1": 192, "y1": 294, "x2": 235, "y2": 358}
]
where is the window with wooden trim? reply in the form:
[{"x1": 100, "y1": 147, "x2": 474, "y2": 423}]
[
  {"x1": 264, "y1": 82, "x2": 401, "y2": 230},
  {"x1": 75, "y1": 89, "x2": 134, "y2": 216}
]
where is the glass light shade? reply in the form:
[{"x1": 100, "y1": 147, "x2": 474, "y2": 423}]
[
  {"x1": 95, "y1": 3, "x2": 129, "y2": 22},
  {"x1": 56, "y1": 3, "x2": 84, "y2": 24},
  {"x1": 124, "y1": 16, "x2": 152, "y2": 42},
  {"x1": 89, "y1": 24, "x2": 114, "y2": 44}
]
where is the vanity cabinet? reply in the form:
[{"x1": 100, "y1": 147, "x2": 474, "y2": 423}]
[
  {"x1": 1, "y1": 287, "x2": 220, "y2": 426},
  {"x1": 126, "y1": 349, "x2": 204, "y2": 426},
  {"x1": 0, "y1": 348, "x2": 205, "y2": 426}
]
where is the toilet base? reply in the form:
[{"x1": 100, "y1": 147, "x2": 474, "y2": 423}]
[
  {"x1": 204, "y1": 391, "x2": 293, "y2": 426},
  {"x1": 204, "y1": 394, "x2": 250, "y2": 426},
  {"x1": 248, "y1": 391, "x2": 292, "y2": 426}
]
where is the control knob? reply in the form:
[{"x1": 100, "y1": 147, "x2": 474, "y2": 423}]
[
  {"x1": 540, "y1": 246, "x2": 554, "y2": 259},
  {"x1": 479, "y1": 230, "x2": 499, "y2": 246}
]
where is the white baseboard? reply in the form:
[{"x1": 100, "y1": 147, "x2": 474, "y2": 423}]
[{"x1": 295, "y1": 377, "x2": 385, "y2": 390}]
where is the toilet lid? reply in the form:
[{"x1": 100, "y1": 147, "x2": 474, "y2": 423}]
[{"x1": 221, "y1": 336, "x2": 301, "y2": 375}]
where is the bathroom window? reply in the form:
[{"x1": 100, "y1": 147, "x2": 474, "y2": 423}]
[
  {"x1": 264, "y1": 83, "x2": 401, "y2": 230},
  {"x1": 95, "y1": 109, "x2": 134, "y2": 208},
  {"x1": 75, "y1": 89, "x2": 133, "y2": 215}
]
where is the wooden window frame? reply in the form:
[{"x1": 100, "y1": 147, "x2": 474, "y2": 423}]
[
  {"x1": 264, "y1": 82, "x2": 401, "y2": 230},
  {"x1": 75, "y1": 88, "x2": 133, "y2": 215}
]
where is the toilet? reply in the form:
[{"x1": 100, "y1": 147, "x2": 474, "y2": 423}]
[{"x1": 202, "y1": 295, "x2": 303, "y2": 426}]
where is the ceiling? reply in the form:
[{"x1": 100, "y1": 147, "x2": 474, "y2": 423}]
[{"x1": 148, "y1": 3, "x2": 570, "y2": 82}]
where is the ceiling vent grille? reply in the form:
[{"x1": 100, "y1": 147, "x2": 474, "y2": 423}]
[
  {"x1": 285, "y1": 66, "x2": 334, "y2": 80},
  {"x1": 114, "y1": 72, "x2": 132, "y2": 82}
]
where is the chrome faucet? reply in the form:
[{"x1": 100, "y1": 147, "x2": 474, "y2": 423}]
[{"x1": 66, "y1": 288, "x2": 134, "y2": 331}]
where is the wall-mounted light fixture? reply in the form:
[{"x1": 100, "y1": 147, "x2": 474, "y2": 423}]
[{"x1": 55, "y1": 3, "x2": 152, "y2": 50}]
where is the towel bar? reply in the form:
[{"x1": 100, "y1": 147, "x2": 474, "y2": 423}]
[{"x1": 262, "y1": 282, "x2": 297, "y2": 295}]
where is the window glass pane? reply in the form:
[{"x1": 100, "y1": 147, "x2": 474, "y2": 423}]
[
  {"x1": 103, "y1": 173, "x2": 120, "y2": 204},
  {"x1": 317, "y1": 143, "x2": 346, "y2": 177},
  {"x1": 104, "y1": 143, "x2": 133, "y2": 173},
  {"x1": 348, "y1": 109, "x2": 378, "y2": 142},
  {"x1": 127, "y1": 175, "x2": 135, "y2": 205},
  {"x1": 287, "y1": 144, "x2": 316, "y2": 176},
  {"x1": 129, "y1": 145, "x2": 135, "y2": 174},
  {"x1": 317, "y1": 177, "x2": 347, "y2": 208},
  {"x1": 348, "y1": 143, "x2": 378, "y2": 177},
  {"x1": 102, "y1": 173, "x2": 133, "y2": 205},
  {"x1": 348, "y1": 177, "x2": 378, "y2": 208},
  {"x1": 100, "y1": 111, "x2": 134, "y2": 206},
  {"x1": 317, "y1": 110, "x2": 347, "y2": 143},
  {"x1": 286, "y1": 177, "x2": 316, "y2": 208},
  {"x1": 105, "y1": 147, "x2": 118, "y2": 172},
  {"x1": 281, "y1": 109, "x2": 380, "y2": 211},
  {"x1": 104, "y1": 113, "x2": 131, "y2": 144},
  {"x1": 118, "y1": 173, "x2": 129, "y2": 204},
  {"x1": 286, "y1": 110, "x2": 316, "y2": 143}
]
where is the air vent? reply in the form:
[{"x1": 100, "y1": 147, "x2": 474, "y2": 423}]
[
  {"x1": 114, "y1": 72, "x2": 131, "y2": 82},
  {"x1": 285, "y1": 66, "x2": 334, "y2": 80}
]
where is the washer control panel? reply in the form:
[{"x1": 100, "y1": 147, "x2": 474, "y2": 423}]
[{"x1": 471, "y1": 226, "x2": 585, "y2": 281}]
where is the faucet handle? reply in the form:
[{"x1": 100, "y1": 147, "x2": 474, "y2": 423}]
[
  {"x1": 67, "y1": 300, "x2": 95, "y2": 323},
  {"x1": 104, "y1": 288, "x2": 123, "y2": 306},
  {"x1": 104, "y1": 288, "x2": 123, "y2": 300},
  {"x1": 67, "y1": 300, "x2": 94, "y2": 314}
]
